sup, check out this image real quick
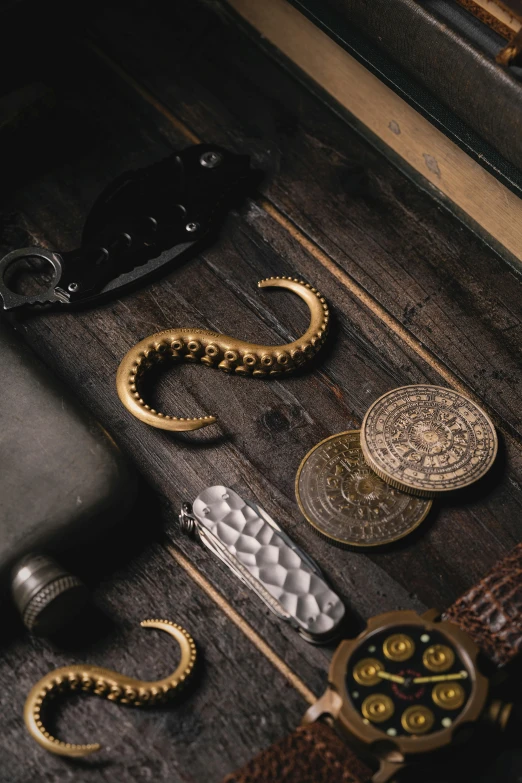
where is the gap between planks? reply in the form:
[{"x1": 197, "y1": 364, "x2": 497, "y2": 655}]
[
  {"x1": 87, "y1": 38, "x2": 520, "y2": 446},
  {"x1": 84, "y1": 36, "x2": 522, "y2": 696},
  {"x1": 458, "y1": 0, "x2": 522, "y2": 33},
  {"x1": 167, "y1": 544, "x2": 316, "y2": 705}
]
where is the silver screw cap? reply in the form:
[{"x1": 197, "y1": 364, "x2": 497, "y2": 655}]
[{"x1": 11, "y1": 554, "x2": 89, "y2": 635}]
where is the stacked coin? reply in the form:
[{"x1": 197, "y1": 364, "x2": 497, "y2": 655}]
[{"x1": 296, "y1": 385, "x2": 497, "y2": 547}]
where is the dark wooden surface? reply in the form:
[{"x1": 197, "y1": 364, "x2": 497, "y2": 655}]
[{"x1": 1, "y1": 1, "x2": 522, "y2": 781}]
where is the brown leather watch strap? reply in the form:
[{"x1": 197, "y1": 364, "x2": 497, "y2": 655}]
[
  {"x1": 443, "y1": 543, "x2": 522, "y2": 667},
  {"x1": 222, "y1": 721, "x2": 372, "y2": 783}
]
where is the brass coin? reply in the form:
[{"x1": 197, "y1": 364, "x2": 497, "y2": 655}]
[
  {"x1": 361, "y1": 693, "x2": 395, "y2": 723},
  {"x1": 353, "y1": 658, "x2": 384, "y2": 686},
  {"x1": 423, "y1": 644, "x2": 455, "y2": 673},
  {"x1": 401, "y1": 705, "x2": 435, "y2": 735},
  {"x1": 360, "y1": 385, "x2": 497, "y2": 497},
  {"x1": 432, "y1": 682, "x2": 465, "y2": 710},
  {"x1": 383, "y1": 633, "x2": 415, "y2": 662},
  {"x1": 295, "y1": 431, "x2": 432, "y2": 547}
]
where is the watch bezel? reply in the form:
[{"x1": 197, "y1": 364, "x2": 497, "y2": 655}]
[{"x1": 330, "y1": 609, "x2": 489, "y2": 759}]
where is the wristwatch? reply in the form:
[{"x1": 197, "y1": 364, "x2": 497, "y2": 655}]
[{"x1": 223, "y1": 544, "x2": 522, "y2": 783}]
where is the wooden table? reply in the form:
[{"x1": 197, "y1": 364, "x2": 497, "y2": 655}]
[{"x1": 1, "y1": 2, "x2": 521, "y2": 781}]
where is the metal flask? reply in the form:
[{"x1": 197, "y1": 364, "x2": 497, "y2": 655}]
[{"x1": 180, "y1": 485, "x2": 345, "y2": 643}]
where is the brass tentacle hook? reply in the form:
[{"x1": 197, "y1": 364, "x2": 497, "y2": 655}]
[
  {"x1": 116, "y1": 276, "x2": 330, "y2": 432},
  {"x1": 24, "y1": 619, "x2": 197, "y2": 757}
]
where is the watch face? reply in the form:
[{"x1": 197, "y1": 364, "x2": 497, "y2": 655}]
[{"x1": 346, "y1": 624, "x2": 472, "y2": 739}]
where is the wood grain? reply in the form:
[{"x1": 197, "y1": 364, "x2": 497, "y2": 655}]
[
  {"x1": 0, "y1": 2, "x2": 521, "y2": 781},
  {"x1": 0, "y1": 540, "x2": 309, "y2": 783},
  {"x1": 222, "y1": 0, "x2": 522, "y2": 269},
  {"x1": 86, "y1": 0, "x2": 522, "y2": 441}
]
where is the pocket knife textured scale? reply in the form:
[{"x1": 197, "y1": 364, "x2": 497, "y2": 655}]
[
  {"x1": 179, "y1": 485, "x2": 345, "y2": 643},
  {"x1": 0, "y1": 144, "x2": 251, "y2": 310}
]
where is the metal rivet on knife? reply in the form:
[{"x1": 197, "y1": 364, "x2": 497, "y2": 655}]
[{"x1": 200, "y1": 151, "x2": 223, "y2": 168}]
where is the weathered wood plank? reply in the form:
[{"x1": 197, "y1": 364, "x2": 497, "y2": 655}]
[
  {"x1": 86, "y1": 0, "x2": 522, "y2": 440},
  {"x1": 0, "y1": 541, "x2": 309, "y2": 783},
  {"x1": 0, "y1": 5, "x2": 521, "y2": 782},
  {"x1": 4, "y1": 21, "x2": 521, "y2": 667}
]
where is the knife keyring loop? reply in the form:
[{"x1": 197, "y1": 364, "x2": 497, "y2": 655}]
[{"x1": 0, "y1": 248, "x2": 64, "y2": 309}]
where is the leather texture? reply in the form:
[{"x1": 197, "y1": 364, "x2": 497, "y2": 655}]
[
  {"x1": 224, "y1": 544, "x2": 522, "y2": 782},
  {"x1": 222, "y1": 722, "x2": 372, "y2": 783},
  {"x1": 443, "y1": 543, "x2": 522, "y2": 667}
]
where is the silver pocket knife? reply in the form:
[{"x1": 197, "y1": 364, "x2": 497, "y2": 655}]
[{"x1": 179, "y1": 485, "x2": 345, "y2": 643}]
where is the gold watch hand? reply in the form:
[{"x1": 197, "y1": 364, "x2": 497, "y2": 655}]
[
  {"x1": 377, "y1": 671, "x2": 406, "y2": 684},
  {"x1": 413, "y1": 671, "x2": 468, "y2": 684}
]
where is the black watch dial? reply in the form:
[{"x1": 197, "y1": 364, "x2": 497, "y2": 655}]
[{"x1": 346, "y1": 624, "x2": 472, "y2": 738}]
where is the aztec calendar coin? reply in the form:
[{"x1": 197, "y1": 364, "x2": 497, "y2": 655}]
[
  {"x1": 295, "y1": 430, "x2": 432, "y2": 547},
  {"x1": 360, "y1": 385, "x2": 497, "y2": 497}
]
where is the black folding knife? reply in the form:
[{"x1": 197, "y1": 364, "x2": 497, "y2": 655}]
[{"x1": 0, "y1": 144, "x2": 251, "y2": 310}]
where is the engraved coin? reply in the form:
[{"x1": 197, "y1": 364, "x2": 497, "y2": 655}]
[
  {"x1": 295, "y1": 431, "x2": 432, "y2": 547},
  {"x1": 361, "y1": 385, "x2": 497, "y2": 497}
]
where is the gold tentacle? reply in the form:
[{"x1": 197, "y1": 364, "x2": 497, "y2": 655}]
[
  {"x1": 116, "y1": 276, "x2": 329, "y2": 432},
  {"x1": 24, "y1": 619, "x2": 197, "y2": 758}
]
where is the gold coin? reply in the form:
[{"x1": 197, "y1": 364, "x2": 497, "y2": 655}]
[
  {"x1": 295, "y1": 431, "x2": 432, "y2": 547},
  {"x1": 362, "y1": 693, "x2": 394, "y2": 723},
  {"x1": 423, "y1": 644, "x2": 455, "y2": 672},
  {"x1": 383, "y1": 633, "x2": 415, "y2": 662},
  {"x1": 353, "y1": 658, "x2": 384, "y2": 686},
  {"x1": 360, "y1": 385, "x2": 497, "y2": 497},
  {"x1": 432, "y1": 682, "x2": 465, "y2": 710},
  {"x1": 401, "y1": 705, "x2": 435, "y2": 734}
]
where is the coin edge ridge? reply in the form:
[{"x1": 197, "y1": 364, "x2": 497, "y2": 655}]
[{"x1": 360, "y1": 384, "x2": 498, "y2": 497}]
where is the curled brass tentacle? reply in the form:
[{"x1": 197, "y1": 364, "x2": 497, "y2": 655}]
[
  {"x1": 24, "y1": 619, "x2": 197, "y2": 758},
  {"x1": 116, "y1": 276, "x2": 330, "y2": 432}
]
